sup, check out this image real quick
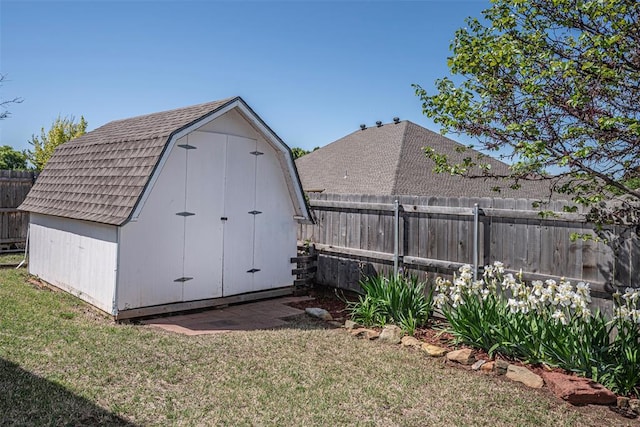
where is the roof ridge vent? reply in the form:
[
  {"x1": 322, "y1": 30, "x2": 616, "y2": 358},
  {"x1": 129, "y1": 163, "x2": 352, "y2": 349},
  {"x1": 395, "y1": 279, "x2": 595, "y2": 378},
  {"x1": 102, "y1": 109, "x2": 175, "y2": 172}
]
[
  {"x1": 393, "y1": 117, "x2": 400, "y2": 124},
  {"x1": 376, "y1": 121, "x2": 382, "y2": 127},
  {"x1": 360, "y1": 124, "x2": 366, "y2": 130}
]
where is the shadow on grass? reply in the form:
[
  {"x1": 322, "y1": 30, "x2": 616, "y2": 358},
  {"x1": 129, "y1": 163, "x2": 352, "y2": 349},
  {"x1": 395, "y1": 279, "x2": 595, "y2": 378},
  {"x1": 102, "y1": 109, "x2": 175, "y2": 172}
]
[
  {"x1": 274, "y1": 314, "x2": 340, "y2": 331},
  {"x1": 0, "y1": 358, "x2": 136, "y2": 426}
]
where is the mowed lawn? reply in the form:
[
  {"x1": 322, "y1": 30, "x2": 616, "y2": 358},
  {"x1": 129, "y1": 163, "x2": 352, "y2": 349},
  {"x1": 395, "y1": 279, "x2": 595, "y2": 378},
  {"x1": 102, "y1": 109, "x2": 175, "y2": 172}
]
[{"x1": 0, "y1": 268, "x2": 632, "y2": 426}]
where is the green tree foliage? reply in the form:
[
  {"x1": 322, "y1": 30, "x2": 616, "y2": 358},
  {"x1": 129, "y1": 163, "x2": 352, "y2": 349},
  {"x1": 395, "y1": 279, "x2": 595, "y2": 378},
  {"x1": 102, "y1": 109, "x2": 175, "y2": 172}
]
[
  {"x1": 414, "y1": 0, "x2": 640, "y2": 228},
  {"x1": 28, "y1": 115, "x2": 87, "y2": 171},
  {"x1": 0, "y1": 145, "x2": 28, "y2": 170},
  {"x1": 291, "y1": 147, "x2": 310, "y2": 160}
]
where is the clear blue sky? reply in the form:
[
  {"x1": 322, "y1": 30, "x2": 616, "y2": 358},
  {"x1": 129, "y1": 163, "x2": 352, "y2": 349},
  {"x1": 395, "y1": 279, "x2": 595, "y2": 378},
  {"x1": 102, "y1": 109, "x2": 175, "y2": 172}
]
[{"x1": 0, "y1": 0, "x2": 489, "y2": 153}]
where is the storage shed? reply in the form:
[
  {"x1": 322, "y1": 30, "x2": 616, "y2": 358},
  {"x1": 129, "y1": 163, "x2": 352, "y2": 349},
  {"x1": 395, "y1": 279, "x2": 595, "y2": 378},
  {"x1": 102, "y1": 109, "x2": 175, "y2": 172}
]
[{"x1": 19, "y1": 97, "x2": 311, "y2": 319}]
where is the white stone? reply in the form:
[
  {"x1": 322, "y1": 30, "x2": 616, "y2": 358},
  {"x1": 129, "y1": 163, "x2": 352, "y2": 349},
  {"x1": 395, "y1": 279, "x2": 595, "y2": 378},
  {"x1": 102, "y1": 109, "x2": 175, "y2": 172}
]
[
  {"x1": 305, "y1": 307, "x2": 333, "y2": 321},
  {"x1": 378, "y1": 325, "x2": 403, "y2": 344},
  {"x1": 506, "y1": 365, "x2": 544, "y2": 388}
]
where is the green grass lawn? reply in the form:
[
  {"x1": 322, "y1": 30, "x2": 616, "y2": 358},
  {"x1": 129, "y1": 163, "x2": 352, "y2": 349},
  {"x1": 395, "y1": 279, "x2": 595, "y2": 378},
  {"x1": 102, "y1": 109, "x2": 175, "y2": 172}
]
[
  {"x1": 0, "y1": 252, "x2": 26, "y2": 266},
  {"x1": 0, "y1": 269, "x2": 632, "y2": 426}
]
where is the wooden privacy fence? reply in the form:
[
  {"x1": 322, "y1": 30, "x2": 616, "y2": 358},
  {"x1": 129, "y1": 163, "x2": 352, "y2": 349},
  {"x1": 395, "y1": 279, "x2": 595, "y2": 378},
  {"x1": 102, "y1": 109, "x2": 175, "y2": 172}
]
[
  {"x1": 0, "y1": 170, "x2": 34, "y2": 252},
  {"x1": 298, "y1": 193, "x2": 639, "y2": 309}
]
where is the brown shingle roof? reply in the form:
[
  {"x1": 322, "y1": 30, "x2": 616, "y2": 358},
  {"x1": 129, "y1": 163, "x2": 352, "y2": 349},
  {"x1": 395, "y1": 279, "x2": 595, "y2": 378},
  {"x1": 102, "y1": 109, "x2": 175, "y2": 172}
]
[
  {"x1": 19, "y1": 98, "x2": 237, "y2": 225},
  {"x1": 295, "y1": 120, "x2": 558, "y2": 199}
]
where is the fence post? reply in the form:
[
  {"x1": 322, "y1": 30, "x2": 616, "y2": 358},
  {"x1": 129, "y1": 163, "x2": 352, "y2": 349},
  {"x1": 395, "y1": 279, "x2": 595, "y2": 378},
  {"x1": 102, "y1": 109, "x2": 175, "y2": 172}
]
[
  {"x1": 394, "y1": 199, "x2": 399, "y2": 276},
  {"x1": 473, "y1": 203, "x2": 479, "y2": 281}
]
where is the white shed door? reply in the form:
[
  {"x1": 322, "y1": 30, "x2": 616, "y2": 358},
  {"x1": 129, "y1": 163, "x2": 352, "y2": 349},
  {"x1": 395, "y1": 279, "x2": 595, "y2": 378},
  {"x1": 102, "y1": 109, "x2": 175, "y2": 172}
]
[
  {"x1": 178, "y1": 133, "x2": 260, "y2": 299},
  {"x1": 222, "y1": 135, "x2": 258, "y2": 296},
  {"x1": 175, "y1": 133, "x2": 292, "y2": 301},
  {"x1": 254, "y1": 139, "x2": 297, "y2": 289},
  {"x1": 182, "y1": 132, "x2": 226, "y2": 301}
]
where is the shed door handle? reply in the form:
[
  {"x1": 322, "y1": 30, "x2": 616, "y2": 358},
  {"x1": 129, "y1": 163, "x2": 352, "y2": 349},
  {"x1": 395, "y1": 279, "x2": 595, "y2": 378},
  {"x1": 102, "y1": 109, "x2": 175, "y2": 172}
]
[{"x1": 221, "y1": 217, "x2": 228, "y2": 221}]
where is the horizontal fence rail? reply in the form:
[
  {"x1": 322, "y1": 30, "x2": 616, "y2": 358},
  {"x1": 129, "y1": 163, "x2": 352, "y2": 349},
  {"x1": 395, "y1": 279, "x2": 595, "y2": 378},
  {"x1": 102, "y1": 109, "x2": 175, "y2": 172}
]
[{"x1": 298, "y1": 193, "x2": 638, "y2": 311}]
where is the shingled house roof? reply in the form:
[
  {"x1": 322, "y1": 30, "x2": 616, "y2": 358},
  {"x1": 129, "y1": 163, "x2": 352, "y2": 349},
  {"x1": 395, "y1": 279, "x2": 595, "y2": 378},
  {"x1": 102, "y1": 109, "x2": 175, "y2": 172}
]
[
  {"x1": 295, "y1": 120, "x2": 557, "y2": 199},
  {"x1": 20, "y1": 97, "x2": 310, "y2": 225}
]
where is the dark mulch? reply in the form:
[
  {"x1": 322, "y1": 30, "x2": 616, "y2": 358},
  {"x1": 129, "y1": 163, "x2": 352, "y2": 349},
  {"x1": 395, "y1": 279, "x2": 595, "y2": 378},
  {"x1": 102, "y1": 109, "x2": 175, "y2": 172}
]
[
  {"x1": 288, "y1": 286, "x2": 354, "y2": 321},
  {"x1": 289, "y1": 285, "x2": 462, "y2": 349},
  {"x1": 288, "y1": 285, "x2": 588, "y2": 370}
]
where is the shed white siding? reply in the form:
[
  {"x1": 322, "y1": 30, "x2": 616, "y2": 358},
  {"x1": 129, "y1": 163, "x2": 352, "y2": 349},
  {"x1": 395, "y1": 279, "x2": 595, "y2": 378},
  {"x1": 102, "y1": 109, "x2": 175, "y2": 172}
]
[
  {"x1": 116, "y1": 134, "x2": 188, "y2": 310},
  {"x1": 117, "y1": 111, "x2": 296, "y2": 311},
  {"x1": 29, "y1": 213, "x2": 118, "y2": 314}
]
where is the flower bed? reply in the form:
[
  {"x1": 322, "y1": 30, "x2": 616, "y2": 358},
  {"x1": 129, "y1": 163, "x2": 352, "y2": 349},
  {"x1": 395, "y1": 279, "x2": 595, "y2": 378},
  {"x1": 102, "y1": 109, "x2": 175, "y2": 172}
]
[
  {"x1": 292, "y1": 261, "x2": 640, "y2": 399},
  {"x1": 434, "y1": 262, "x2": 640, "y2": 396}
]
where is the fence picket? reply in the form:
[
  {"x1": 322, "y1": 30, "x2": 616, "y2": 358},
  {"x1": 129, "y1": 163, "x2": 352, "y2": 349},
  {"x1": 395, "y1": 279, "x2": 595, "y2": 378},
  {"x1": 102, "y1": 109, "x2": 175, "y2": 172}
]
[
  {"x1": 0, "y1": 170, "x2": 33, "y2": 252},
  {"x1": 300, "y1": 193, "x2": 637, "y2": 305}
]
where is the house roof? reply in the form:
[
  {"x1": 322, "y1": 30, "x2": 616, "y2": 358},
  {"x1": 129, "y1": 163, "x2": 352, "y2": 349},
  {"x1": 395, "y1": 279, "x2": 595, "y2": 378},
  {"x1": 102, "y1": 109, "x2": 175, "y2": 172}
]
[
  {"x1": 20, "y1": 97, "x2": 311, "y2": 225},
  {"x1": 295, "y1": 120, "x2": 558, "y2": 199}
]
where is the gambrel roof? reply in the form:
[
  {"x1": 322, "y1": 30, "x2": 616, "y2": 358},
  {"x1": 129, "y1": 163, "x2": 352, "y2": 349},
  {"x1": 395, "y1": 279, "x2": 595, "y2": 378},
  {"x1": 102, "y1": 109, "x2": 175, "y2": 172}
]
[
  {"x1": 295, "y1": 120, "x2": 558, "y2": 199},
  {"x1": 20, "y1": 97, "x2": 311, "y2": 225}
]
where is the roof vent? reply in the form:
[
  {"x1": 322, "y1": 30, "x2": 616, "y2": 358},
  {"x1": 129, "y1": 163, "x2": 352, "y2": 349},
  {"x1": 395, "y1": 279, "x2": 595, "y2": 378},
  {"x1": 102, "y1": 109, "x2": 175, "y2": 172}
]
[
  {"x1": 393, "y1": 117, "x2": 400, "y2": 124},
  {"x1": 360, "y1": 124, "x2": 366, "y2": 130},
  {"x1": 376, "y1": 121, "x2": 382, "y2": 127}
]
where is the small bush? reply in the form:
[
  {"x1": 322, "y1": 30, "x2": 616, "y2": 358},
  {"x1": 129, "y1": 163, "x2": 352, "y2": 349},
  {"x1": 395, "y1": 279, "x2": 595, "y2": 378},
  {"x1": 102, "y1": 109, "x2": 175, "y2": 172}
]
[{"x1": 349, "y1": 273, "x2": 432, "y2": 335}]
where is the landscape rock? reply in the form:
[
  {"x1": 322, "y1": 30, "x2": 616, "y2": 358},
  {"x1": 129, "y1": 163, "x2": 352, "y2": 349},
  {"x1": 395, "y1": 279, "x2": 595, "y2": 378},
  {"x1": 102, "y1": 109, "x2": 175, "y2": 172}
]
[
  {"x1": 446, "y1": 348, "x2": 476, "y2": 365},
  {"x1": 328, "y1": 321, "x2": 343, "y2": 328},
  {"x1": 542, "y1": 372, "x2": 617, "y2": 406},
  {"x1": 305, "y1": 307, "x2": 333, "y2": 321},
  {"x1": 344, "y1": 320, "x2": 359, "y2": 330},
  {"x1": 629, "y1": 399, "x2": 640, "y2": 413},
  {"x1": 363, "y1": 330, "x2": 380, "y2": 340},
  {"x1": 506, "y1": 365, "x2": 544, "y2": 389},
  {"x1": 400, "y1": 336, "x2": 422, "y2": 348},
  {"x1": 471, "y1": 359, "x2": 486, "y2": 371},
  {"x1": 480, "y1": 361, "x2": 495, "y2": 372},
  {"x1": 378, "y1": 325, "x2": 403, "y2": 344},
  {"x1": 494, "y1": 360, "x2": 509, "y2": 375},
  {"x1": 350, "y1": 328, "x2": 380, "y2": 340},
  {"x1": 618, "y1": 397, "x2": 630, "y2": 408},
  {"x1": 421, "y1": 344, "x2": 448, "y2": 357}
]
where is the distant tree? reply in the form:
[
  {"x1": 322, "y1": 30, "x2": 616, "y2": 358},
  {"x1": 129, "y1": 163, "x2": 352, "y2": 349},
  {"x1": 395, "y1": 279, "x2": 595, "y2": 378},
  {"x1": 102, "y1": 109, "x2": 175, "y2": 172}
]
[
  {"x1": 0, "y1": 145, "x2": 28, "y2": 170},
  {"x1": 291, "y1": 147, "x2": 310, "y2": 160},
  {"x1": 28, "y1": 115, "x2": 87, "y2": 171},
  {"x1": 414, "y1": 0, "x2": 640, "y2": 230},
  {"x1": 0, "y1": 74, "x2": 22, "y2": 121}
]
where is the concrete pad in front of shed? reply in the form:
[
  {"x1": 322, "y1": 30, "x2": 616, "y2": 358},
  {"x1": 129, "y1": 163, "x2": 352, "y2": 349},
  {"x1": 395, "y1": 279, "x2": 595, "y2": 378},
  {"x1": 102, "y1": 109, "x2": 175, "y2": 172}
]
[{"x1": 141, "y1": 296, "x2": 313, "y2": 336}]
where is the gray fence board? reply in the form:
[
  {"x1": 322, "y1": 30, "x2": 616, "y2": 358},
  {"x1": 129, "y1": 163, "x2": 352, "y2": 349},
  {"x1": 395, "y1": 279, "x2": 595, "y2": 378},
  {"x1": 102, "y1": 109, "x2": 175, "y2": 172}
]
[
  {"x1": 299, "y1": 193, "x2": 638, "y2": 304},
  {"x1": 0, "y1": 170, "x2": 34, "y2": 252}
]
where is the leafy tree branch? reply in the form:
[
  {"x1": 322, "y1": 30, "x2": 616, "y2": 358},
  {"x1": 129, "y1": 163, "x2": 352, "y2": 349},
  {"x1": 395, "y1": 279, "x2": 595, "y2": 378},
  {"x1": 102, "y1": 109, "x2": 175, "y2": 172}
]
[
  {"x1": 414, "y1": 0, "x2": 640, "y2": 229},
  {"x1": 28, "y1": 116, "x2": 87, "y2": 171}
]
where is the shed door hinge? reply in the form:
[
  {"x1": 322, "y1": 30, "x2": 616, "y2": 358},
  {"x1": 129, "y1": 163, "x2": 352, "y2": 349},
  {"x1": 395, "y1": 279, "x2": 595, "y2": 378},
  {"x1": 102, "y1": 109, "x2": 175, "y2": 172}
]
[
  {"x1": 174, "y1": 277, "x2": 193, "y2": 283},
  {"x1": 250, "y1": 151, "x2": 264, "y2": 156},
  {"x1": 178, "y1": 144, "x2": 197, "y2": 150},
  {"x1": 176, "y1": 212, "x2": 195, "y2": 217},
  {"x1": 247, "y1": 268, "x2": 261, "y2": 273},
  {"x1": 248, "y1": 210, "x2": 262, "y2": 215}
]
